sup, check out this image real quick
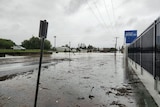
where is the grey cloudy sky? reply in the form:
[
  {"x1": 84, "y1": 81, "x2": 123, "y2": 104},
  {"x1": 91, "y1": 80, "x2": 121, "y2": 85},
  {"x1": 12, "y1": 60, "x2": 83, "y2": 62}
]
[{"x1": 0, "y1": 0, "x2": 160, "y2": 48}]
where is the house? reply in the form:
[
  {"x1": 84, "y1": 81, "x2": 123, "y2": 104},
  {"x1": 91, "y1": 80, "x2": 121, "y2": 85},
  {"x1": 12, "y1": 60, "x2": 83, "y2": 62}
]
[{"x1": 71, "y1": 48, "x2": 77, "y2": 52}]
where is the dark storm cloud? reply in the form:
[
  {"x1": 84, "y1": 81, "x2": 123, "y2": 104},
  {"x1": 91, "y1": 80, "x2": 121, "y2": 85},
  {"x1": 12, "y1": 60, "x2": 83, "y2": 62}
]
[
  {"x1": 126, "y1": 17, "x2": 138, "y2": 26},
  {"x1": 64, "y1": 0, "x2": 88, "y2": 14}
]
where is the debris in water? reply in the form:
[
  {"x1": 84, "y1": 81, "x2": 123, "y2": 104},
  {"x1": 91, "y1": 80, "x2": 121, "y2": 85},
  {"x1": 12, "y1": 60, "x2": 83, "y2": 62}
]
[
  {"x1": 89, "y1": 95, "x2": 95, "y2": 100},
  {"x1": 68, "y1": 71, "x2": 71, "y2": 73},
  {"x1": 128, "y1": 81, "x2": 140, "y2": 84},
  {"x1": 83, "y1": 77, "x2": 90, "y2": 79},
  {"x1": 117, "y1": 87, "x2": 132, "y2": 93},
  {"x1": 110, "y1": 87, "x2": 133, "y2": 97},
  {"x1": 76, "y1": 105, "x2": 80, "y2": 107},
  {"x1": 100, "y1": 86, "x2": 105, "y2": 89},
  {"x1": 100, "y1": 86, "x2": 108, "y2": 90},
  {"x1": 91, "y1": 86, "x2": 94, "y2": 92},
  {"x1": 110, "y1": 101, "x2": 127, "y2": 107},
  {"x1": 106, "y1": 91, "x2": 112, "y2": 95},
  {"x1": 77, "y1": 97, "x2": 85, "y2": 100},
  {"x1": 44, "y1": 66, "x2": 48, "y2": 69},
  {"x1": 40, "y1": 87, "x2": 50, "y2": 90},
  {"x1": 99, "y1": 64, "x2": 104, "y2": 66},
  {"x1": 8, "y1": 97, "x2": 11, "y2": 100},
  {"x1": 27, "y1": 76, "x2": 31, "y2": 79}
]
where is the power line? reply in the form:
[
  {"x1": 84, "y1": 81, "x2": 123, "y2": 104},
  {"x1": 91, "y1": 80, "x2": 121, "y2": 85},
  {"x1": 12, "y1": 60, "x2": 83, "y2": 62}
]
[
  {"x1": 110, "y1": 0, "x2": 118, "y2": 40},
  {"x1": 85, "y1": 0, "x2": 104, "y2": 26},
  {"x1": 103, "y1": 0, "x2": 112, "y2": 27},
  {"x1": 93, "y1": 0, "x2": 109, "y2": 30},
  {"x1": 85, "y1": 0, "x2": 108, "y2": 33},
  {"x1": 85, "y1": 0, "x2": 122, "y2": 47},
  {"x1": 110, "y1": 0, "x2": 116, "y2": 25},
  {"x1": 103, "y1": 0, "x2": 116, "y2": 37}
]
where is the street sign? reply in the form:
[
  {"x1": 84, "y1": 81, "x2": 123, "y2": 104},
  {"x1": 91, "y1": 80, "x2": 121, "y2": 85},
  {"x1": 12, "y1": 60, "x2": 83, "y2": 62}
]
[
  {"x1": 34, "y1": 20, "x2": 48, "y2": 107},
  {"x1": 39, "y1": 20, "x2": 48, "y2": 38},
  {"x1": 125, "y1": 30, "x2": 137, "y2": 43}
]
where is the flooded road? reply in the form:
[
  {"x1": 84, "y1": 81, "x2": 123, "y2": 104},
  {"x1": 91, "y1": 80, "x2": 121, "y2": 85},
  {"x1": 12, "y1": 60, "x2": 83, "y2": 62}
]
[{"x1": 0, "y1": 53, "x2": 158, "y2": 107}]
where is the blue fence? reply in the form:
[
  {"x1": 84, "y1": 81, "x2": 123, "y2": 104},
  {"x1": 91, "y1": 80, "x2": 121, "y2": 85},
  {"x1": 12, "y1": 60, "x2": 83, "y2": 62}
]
[{"x1": 128, "y1": 17, "x2": 160, "y2": 78}]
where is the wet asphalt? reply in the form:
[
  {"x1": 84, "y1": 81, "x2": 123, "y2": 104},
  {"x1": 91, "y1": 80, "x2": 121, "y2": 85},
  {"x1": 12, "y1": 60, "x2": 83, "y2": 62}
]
[{"x1": 0, "y1": 53, "x2": 158, "y2": 107}]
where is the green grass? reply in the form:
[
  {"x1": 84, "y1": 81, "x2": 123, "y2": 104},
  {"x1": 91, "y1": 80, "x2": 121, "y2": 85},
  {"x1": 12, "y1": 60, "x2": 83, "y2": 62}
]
[
  {"x1": 0, "y1": 49, "x2": 51, "y2": 53},
  {"x1": 0, "y1": 49, "x2": 38, "y2": 53}
]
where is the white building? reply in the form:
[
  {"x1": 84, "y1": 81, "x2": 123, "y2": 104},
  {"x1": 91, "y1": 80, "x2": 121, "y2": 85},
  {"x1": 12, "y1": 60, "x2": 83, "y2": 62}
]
[
  {"x1": 56, "y1": 47, "x2": 70, "y2": 52},
  {"x1": 12, "y1": 45, "x2": 25, "y2": 50}
]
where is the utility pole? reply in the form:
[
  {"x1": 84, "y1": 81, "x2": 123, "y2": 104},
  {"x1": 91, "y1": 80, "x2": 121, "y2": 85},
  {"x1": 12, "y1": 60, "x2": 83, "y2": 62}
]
[
  {"x1": 69, "y1": 42, "x2": 71, "y2": 60},
  {"x1": 115, "y1": 37, "x2": 119, "y2": 55},
  {"x1": 54, "y1": 36, "x2": 56, "y2": 51}
]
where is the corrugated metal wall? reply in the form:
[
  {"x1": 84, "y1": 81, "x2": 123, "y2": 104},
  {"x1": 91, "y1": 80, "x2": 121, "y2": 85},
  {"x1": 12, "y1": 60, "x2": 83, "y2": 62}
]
[{"x1": 128, "y1": 17, "x2": 160, "y2": 78}]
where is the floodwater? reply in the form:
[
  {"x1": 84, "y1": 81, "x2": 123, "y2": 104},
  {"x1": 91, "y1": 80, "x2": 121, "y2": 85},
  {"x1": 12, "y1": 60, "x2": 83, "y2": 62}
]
[{"x1": 0, "y1": 53, "x2": 158, "y2": 107}]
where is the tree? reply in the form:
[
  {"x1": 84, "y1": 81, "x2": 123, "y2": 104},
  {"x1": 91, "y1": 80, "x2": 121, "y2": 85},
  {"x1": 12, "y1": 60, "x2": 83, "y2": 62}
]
[
  {"x1": 87, "y1": 45, "x2": 94, "y2": 52},
  {"x1": 78, "y1": 43, "x2": 86, "y2": 49},
  {"x1": 76, "y1": 48, "x2": 81, "y2": 52},
  {"x1": 21, "y1": 40, "x2": 30, "y2": 49},
  {"x1": 109, "y1": 48, "x2": 117, "y2": 52},
  {"x1": 44, "y1": 40, "x2": 52, "y2": 50},
  {"x1": 87, "y1": 45, "x2": 93, "y2": 50},
  {"x1": 22, "y1": 36, "x2": 52, "y2": 50},
  {"x1": 0, "y1": 38, "x2": 15, "y2": 49}
]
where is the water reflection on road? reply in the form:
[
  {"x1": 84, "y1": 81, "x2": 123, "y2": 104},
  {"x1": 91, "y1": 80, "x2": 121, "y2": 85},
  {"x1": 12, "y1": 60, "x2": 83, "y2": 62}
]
[{"x1": 0, "y1": 53, "x2": 158, "y2": 107}]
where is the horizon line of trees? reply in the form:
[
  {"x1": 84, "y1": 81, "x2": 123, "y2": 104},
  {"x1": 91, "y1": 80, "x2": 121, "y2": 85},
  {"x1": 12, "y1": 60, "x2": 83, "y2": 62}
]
[
  {"x1": 0, "y1": 36, "x2": 52, "y2": 50},
  {"x1": 21, "y1": 36, "x2": 52, "y2": 50},
  {"x1": 0, "y1": 38, "x2": 15, "y2": 49},
  {"x1": 0, "y1": 37, "x2": 123, "y2": 52}
]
